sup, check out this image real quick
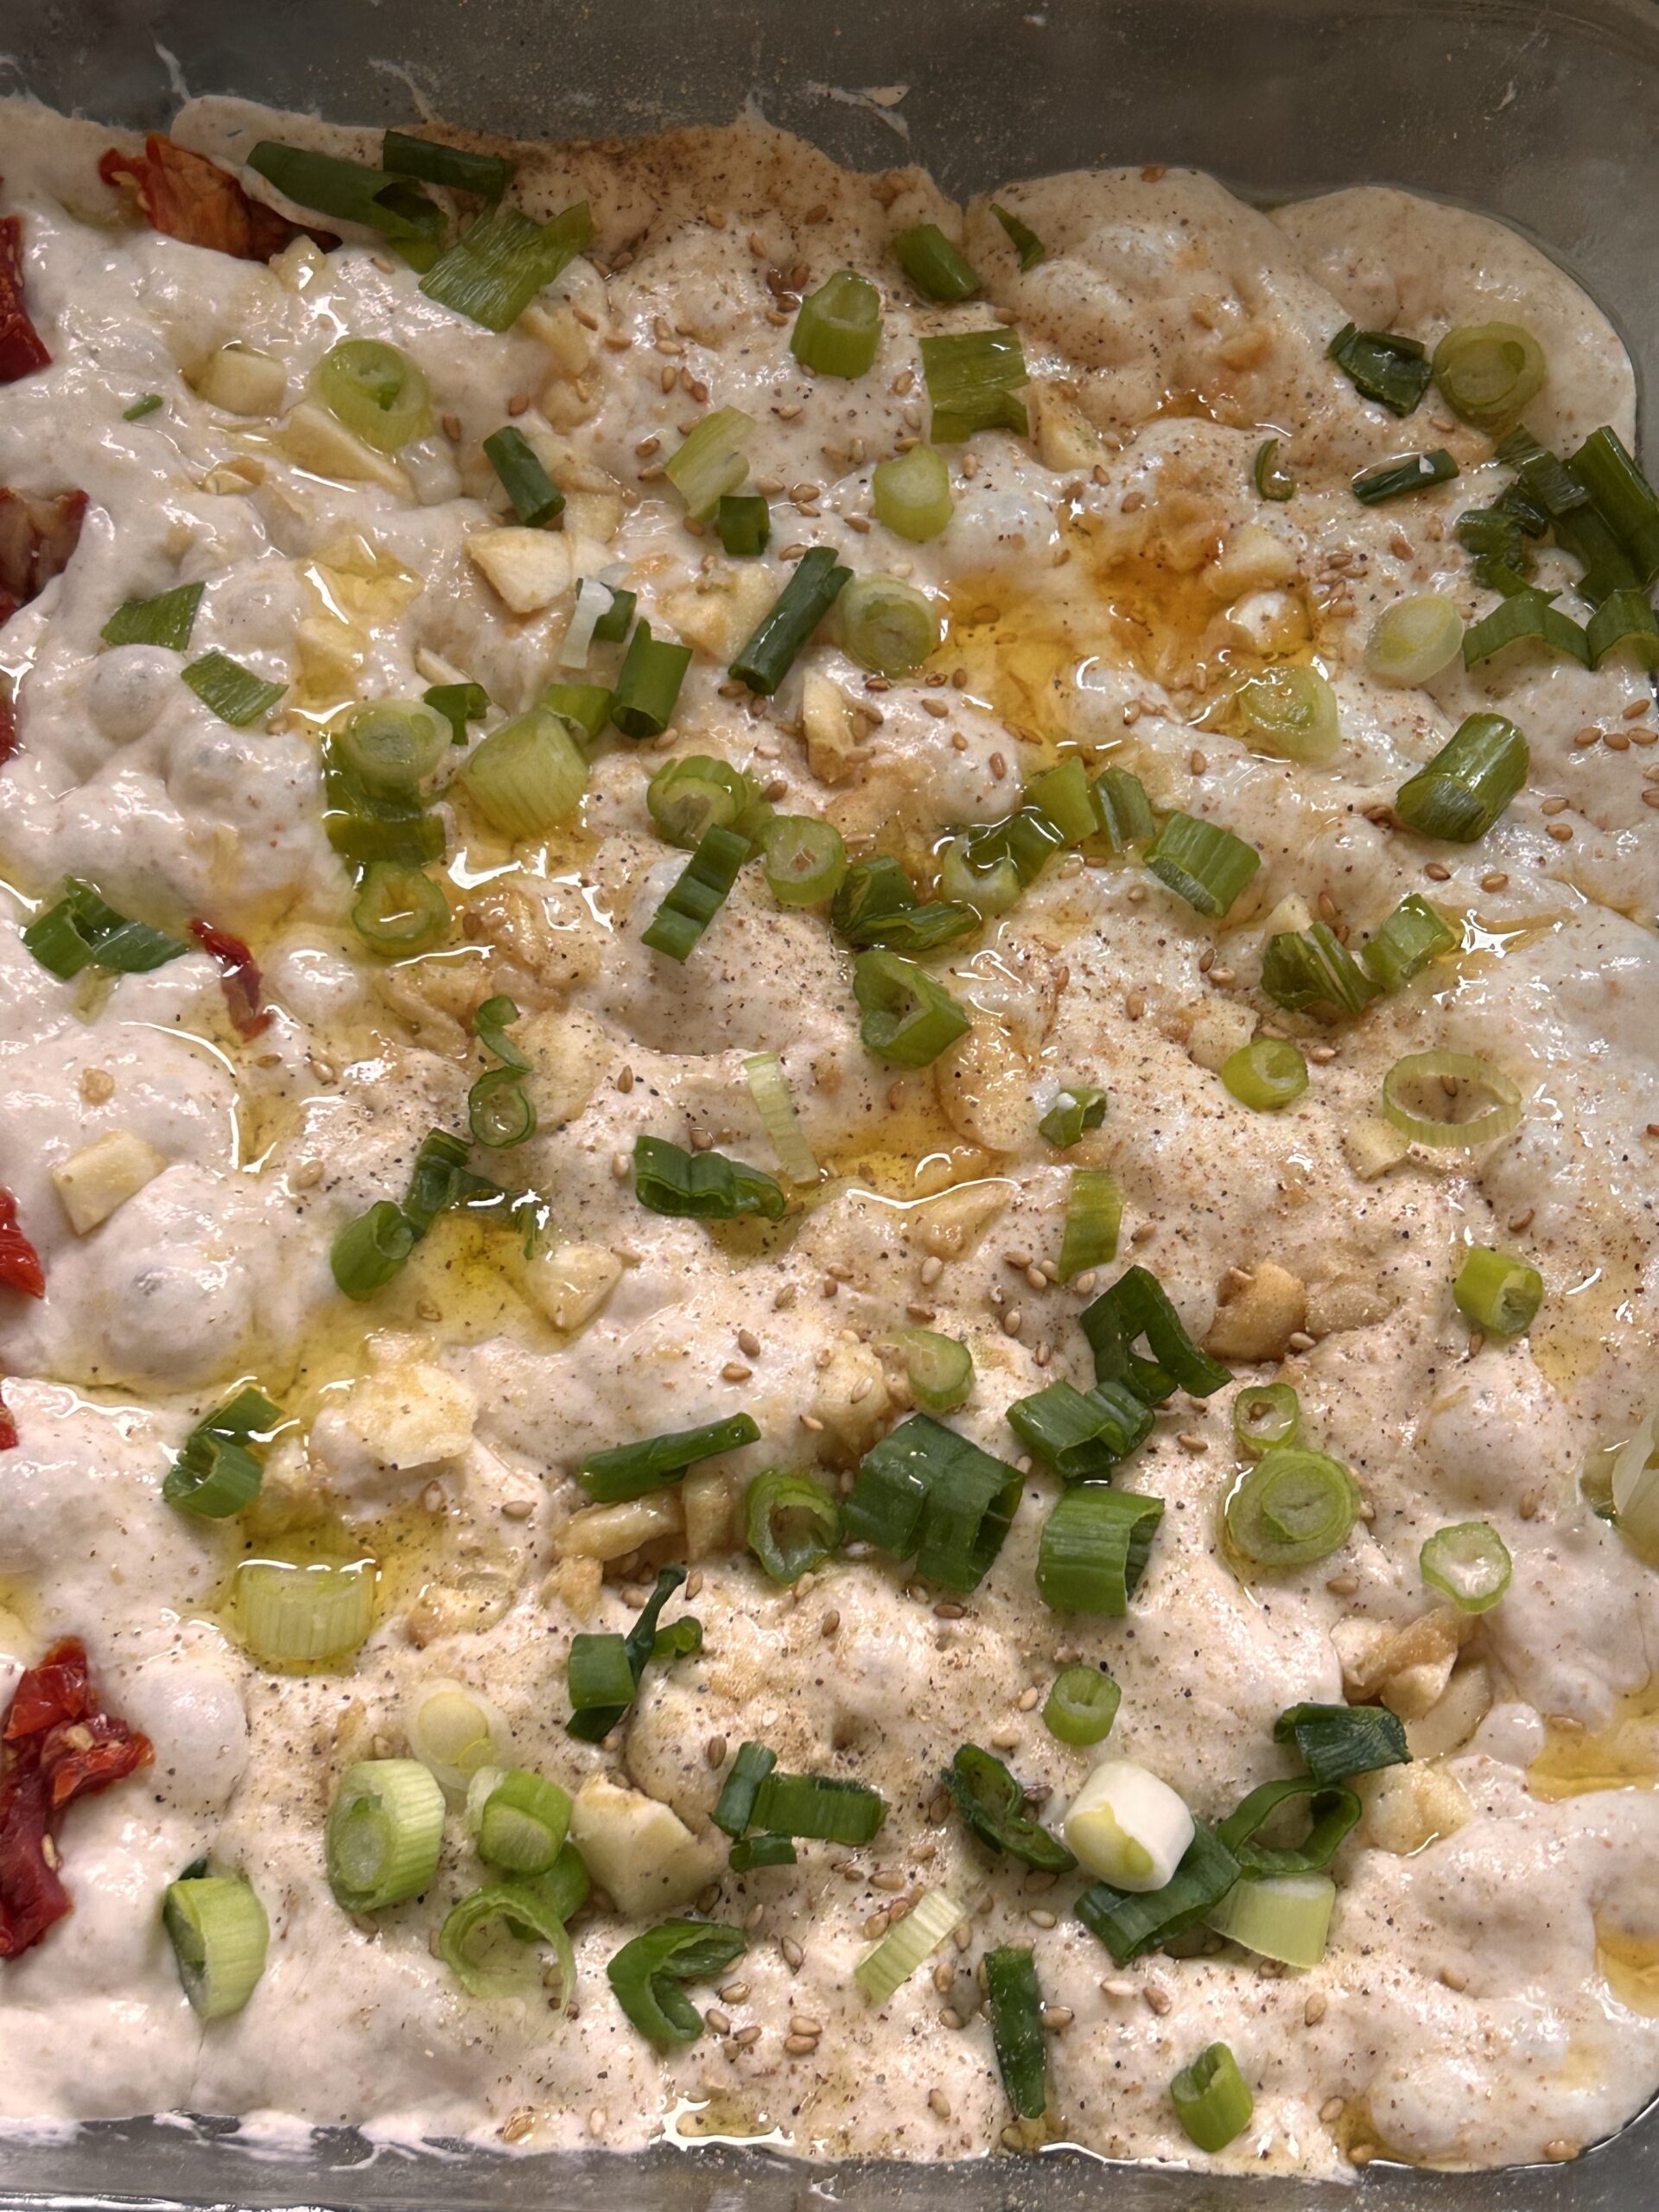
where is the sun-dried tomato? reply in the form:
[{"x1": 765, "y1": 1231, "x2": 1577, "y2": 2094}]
[
  {"x1": 0, "y1": 1640, "x2": 152, "y2": 1958},
  {"x1": 188, "y1": 918, "x2": 272, "y2": 1039},
  {"x1": 0, "y1": 1190, "x2": 44, "y2": 1300},
  {"x1": 99, "y1": 136, "x2": 337, "y2": 263},
  {"x1": 0, "y1": 682, "x2": 16, "y2": 766},
  {"x1": 0, "y1": 210, "x2": 50, "y2": 385},
  {"x1": 0, "y1": 486, "x2": 88, "y2": 628}
]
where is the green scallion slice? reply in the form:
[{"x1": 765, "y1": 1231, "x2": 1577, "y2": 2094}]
[
  {"x1": 1360, "y1": 893, "x2": 1457, "y2": 991},
  {"x1": 665, "y1": 406, "x2": 757, "y2": 520},
  {"x1": 607, "y1": 1919, "x2": 747, "y2": 2045},
  {"x1": 647, "y1": 753, "x2": 753, "y2": 848},
  {"x1": 1327, "y1": 322, "x2": 1432, "y2": 416},
  {"x1": 1039, "y1": 1083, "x2": 1108, "y2": 1149},
  {"x1": 1365, "y1": 592, "x2": 1464, "y2": 684},
  {"x1": 1273, "y1": 1700, "x2": 1408, "y2": 1785},
  {"x1": 567, "y1": 1564, "x2": 689, "y2": 1739},
  {"x1": 476, "y1": 1768, "x2": 572, "y2": 1875},
  {"x1": 331, "y1": 1198, "x2": 418, "y2": 1300},
  {"x1": 1007, "y1": 1378, "x2": 1153, "y2": 1481},
  {"x1": 991, "y1": 202, "x2": 1045, "y2": 270},
  {"x1": 887, "y1": 1326, "x2": 975, "y2": 1414},
  {"x1": 247, "y1": 141, "x2": 442, "y2": 263},
  {"x1": 420, "y1": 198, "x2": 593, "y2": 331},
  {"x1": 1352, "y1": 448, "x2": 1459, "y2": 504},
  {"x1": 440, "y1": 1882, "x2": 575, "y2": 2005},
  {"x1": 22, "y1": 878, "x2": 189, "y2": 980},
  {"x1": 751, "y1": 1770, "x2": 887, "y2": 1845},
  {"x1": 611, "y1": 620, "x2": 692, "y2": 739},
  {"x1": 985, "y1": 1946, "x2": 1047, "y2": 2120},
  {"x1": 1586, "y1": 587, "x2": 1659, "y2": 669},
  {"x1": 728, "y1": 1832, "x2": 796, "y2": 1871},
  {"x1": 1380, "y1": 1048, "x2": 1523, "y2": 1148},
  {"x1": 162, "y1": 1872, "x2": 270, "y2": 2018},
  {"x1": 1206, "y1": 1869, "x2": 1334, "y2": 1968},
  {"x1": 1044, "y1": 1664, "x2": 1121, "y2": 1747},
  {"x1": 920, "y1": 327, "x2": 1030, "y2": 443},
  {"x1": 467, "y1": 993, "x2": 535, "y2": 1149},
  {"x1": 1081, "y1": 1264, "x2": 1231, "y2": 1404},
  {"x1": 837, "y1": 574, "x2": 941, "y2": 677},
  {"x1": 943, "y1": 1744, "x2": 1075, "y2": 1872},
  {"x1": 1421, "y1": 1519, "x2": 1512, "y2": 1613},
  {"x1": 540, "y1": 679, "x2": 613, "y2": 740},
  {"x1": 1224, "y1": 1445, "x2": 1358, "y2": 1569},
  {"x1": 633, "y1": 1131, "x2": 785, "y2": 1221},
  {"x1": 1024, "y1": 755, "x2": 1098, "y2": 843},
  {"x1": 579, "y1": 1413, "x2": 760, "y2": 1505},
  {"x1": 1453, "y1": 1245, "x2": 1543, "y2": 1336},
  {"x1": 845, "y1": 1415, "x2": 1022, "y2": 1594},
  {"x1": 483, "y1": 424, "x2": 563, "y2": 525},
  {"x1": 350, "y1": 861, "x2": 449, "y2": 956},
  {"x1": 741, "y1": 1049, "x2": 819, "y2": 1184},
  {"x1": 872, "y1": 442, "x2": 953, "y2": 541},
  {"x1": 1461, "y1": 586, "x2": 1590, "y2": 671},
  {"x1": 1057, "y1": 1166, "x2": 1123, "y2": 1282},
  {"x1": 162, "y1": 1385, "x2": 283, "y2": 1519},
  {"x1": 1515, "y1": 437, "x2": 1637, "y2": 604},
  {"x1": 1221, "y1": 1037, "x2": 1308, "y2": 1112},
  {"x1": 1232, "y1": 1382, "x2": 1298, "y2": 1457},
  {"x1": 716, "y1": 493, "x2": 770, "y2": 558},
  {"x1": 1075, "y1": 1821, "x2": 1240, "y2": 1964},
  {"x1": 1393, "y1": 711, "x2": 1528, "y2": 842},
  {"x1": 730, "y1": 545, "x2": 853, "y2": 695},
  {"x1": 855, "y1": 1887, "x2": 966, "y2": 2002},
  {"x1": 463, "y1": 706, "x2": 588, "y2": 838},
  {"x1": 1260, "y1": 922, "x2": 1379, "y2": 1020},
  {"x1": 334, "y1": 701, "x2": 448, "y2": 794},
  {"x1": 1457, "y1": 504, "x2": 1536, "y2": 595},
  {"x1": 1432, "y1": 321, "x2": 1546, "y2": 433},
  {"x1": 641, "y1": 824, "x2": 751, "y2": 961},
  {"x1": 853, "y1": 948, "x2": 972, "y2": 1068},
  {"x1": 745, "y1": 1468, "x2": 840, "y2": 1583},
  {"x1": 937, "y1": 836, "x2": 1021, "y2": 917},
  {"x1": 1569, "y1": 424, "x2": 1659, "y2": 586},
  {"x1": 712, "y1": 1741, "x2": 777, "y2": 1837},
  {"x1": 1235, "y1": 664, "x2": 1339, "y2": 764},
  {"x1": 314, "y1": 339, "x2": 431, "y2": 452},
  {"x1": 1253, "y1": 438, "x2": 1294, "y2": 501},
  {"x1": 381, "y1": 130, "x2": 513, "y2": 201},
  {"x1": 181, "y1": 651, "x2": 285, "y2": 727},
  {"x1": 759, "y1": 814, "x2": 847, "y2": 908},
  {"x1": 1170, "y1": 2043, "x2": 1254, "y2": 2152},
  {"x1": 1145, "y1": 810, "x2": 1261, "y2": 917},
  {"x1": 1217, "y1": 1775, "x2": 1360, "y2": 1876},
  {"x1": 101, "y1": 581, "x2": 204, "y2": 652},
  {"x1": 790, "y1": 270, "x2": 882, "y2": 378},
  {"x1": 893, "y1": 223, "x2": 980, "y2": 302},
  {"x1": 1092, "y1": 766, "x2": 1156, "y2": 852},
  {"x1": 326, "y1": 1758, "x2": 445, "y2": 1910},
  {"x1": 1037, "y1": 1483, "x2": 1164, "y2": 1615},
  {"x1": 124, "y1": 393, "x2": 162, "y2": 421}
]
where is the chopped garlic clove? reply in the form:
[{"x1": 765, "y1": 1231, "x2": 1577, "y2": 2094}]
[{"x1": 51, "y1": 1129, "x2": 167, "y2": 1233}]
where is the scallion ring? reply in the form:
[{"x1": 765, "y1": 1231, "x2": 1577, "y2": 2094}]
[
  {"x1": 475, "y1": 1768, "x2": 572, "y2": 1875},
  {"x1": 313, "y1": 338, "x2": 431, "y2": 454},
  {"x1": 759, "y1": 814, "x2": 847, "y2": 907},
  {"x1": 1234, "y1": 664, "x2": 1339, "y2": 765},
  {"x1": 162, "y1": 1872, "x2": 270, "y2": 2019},
  {"x1": 1170, "y1": 2043, "x2": 1254, "y2": 2153},
  {"x1": 326, "y1": 1758, "x2": 444, "y2": 1911},
  {"x1": 440, "y1": 1883, "x2": 576, "y2": 2005},
  {"x1": 1231, "y1": 1382, "x2": 1298, "y2": 1457},
  {"x1": 1421, "y1": 1520, "x2": 1512, "y2": 1613},
  {"x1": 744, "y1": 1468, "x2": 840, "y2": 1584},
  {"x1": 1432, "y1": 321, "x2": 1547, "y2": 432},
  {"x1": 1044, "y1": 1665, "x2": 1121, "y2": 1748},
  {"x1": 1254, "y1": 439, "x2": 1294, "y2": 501},
  {"x1": 1220, "y1": 1038, "x2": 1307, "y2": 1113},
  {"x1": 1453, "y1": 1245, "x2": 1543, "y2": 1335},
  {"x1": 334, "y1": 699, "x2": 448, "y2": 794},
  {"x1": 1381, "y1": 1050, "x2": 1523, "y2": 1150},
  {"x1": 872, "y1": 442, "x2": 952, "y2": 542},
  {"x1": 461, "y1": 707, "x2": 588, "y2": 838},
  {"x1": 790, "y1": 270, "x2": 882, "y2": 379},
  {"x1": 1224, "y1": 1446, "x2": 1358, "y2": 1570},
  {"x1": 837, "y1": 574, "x2": 942, "y2": 677},
  {"x1": 886, "y1": 1326, "x2": 975, "y2": 1415},
  {"x1": 350, "y1": 861, "x2": 449, "y2": 956},
  {"x1": 1365, "y1": 593, "x2": 1464, "y2": 685}
]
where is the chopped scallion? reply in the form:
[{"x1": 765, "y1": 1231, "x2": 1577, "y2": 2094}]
[
  {"x1": 854, "y1": 1887, "x2": 965, "y2": 2001},
  {"x1": 853, "y1": 947, "x2": 972, "y2": 1067},
  {"x1": 1327, "y1": 322, "x2": 1431, "y2": 415},
  {"x1": 607, "y1": 1919, "x2": 747, "y2": 2044},
  {"x1": 1393, "y1": 711, "x2": 1528, "y2": 842},
  {"x1": 985, "y1": 1946, "x2": 1047, "y2": 2119},
  {"x1": 1220, "y1": 1037, "x2": 1307, "y2": 1112},
  {"x1": 314, "y1": 339, "x2": 430, "y2": 452},
  {"x1": 483, "y1": 424, "x2": 563, "y2": 525},
  {"x1": 744, "y1": 1468, "x2": 840, "y2": 1583},
  {"x1": 1461, "y1": 586, "x2": 1590, "y2": 670},
  {"x1": 1380, "y1": 1048, "x2": 1522, "y2": 1148},
  {"x1": 1037, "y1": 1483, "x2": 1164, "y2": 1615},
  {"x1": 1253, "y1": 437, "x2": 1294, "y2": 501},
  {"x1": 1007, "y1": 1377, "x2": 1152, "y2": 1481},
  {"x1": 1075, "y1": 1821, "x2": 1240, "y2": 1963},
  {"x1": 641, "y1": 824, "x2": 751, "y2": 961},
  {"x1": 943, "y1": 1744, "x2": 1075, "y2": 1872},
  {"x1": 1432, "y1": 321, "x2": 1546, "y2": 432},
  {"x1": 665, "y1": 406, "x2": 757, "y2": 520},
  {"x1": 1044, "y1": 1664, "x2": 1121, "y2": 1748},
  {"x1": 716, "y1": 493, "x2": 770, "y2": 558},
  {"x1": 1453, "y1": 1245, "x2": 1543, "y2": 1336},
  {"x1": 837, "y1": 574, "x2": 941, "y2": 677},
  {"x1": 1145, "y1": 811, "x2": 1261, "y2": 917},
  {"x1": 1235, "y1": 664, "x2": 1338, "y2": 764},
  {"x1": 162, "y1": 1872, "x2": 269, "y2": 2018},
  {"x1": 633, "y1": 1131, "x2": 784, "y2": 1221},
  {"x1": 1272, "y1": 1700, "x2": 1408, "y2": 1784},
  {"x1": 420, "y1": 199, "x2": 592, "y2": 331},
  {"x1": 101, "y1": 581, "x2": 203, "y2": 652},
  {"x1": 381, "y1": 130, "x2": 512, "y2": 201},
  {"x1": 893, "y1": 223, "x2": 980, "y2": 302},
  {"x1": 1170, "y1": 2043, "x2": 1254, "y2": 2152},
  {"x1": 845, "y1": 1415, "x2": 1022, "y2": 1594},
  {"x1": 790, "y1": 270, "x2": 882, "y2": 378},
  {"x1": 611, "y1": 620, "x2": 692, "y2": 739},
  {"x1": 1421, "y1": 1519, "x2": 1512, "y2": 1612},
  {"x1": 730, "y1": 546, "x2": 853, "y2": 695},
  {"x1": 1057, "y1": 1166, "x2": 1123, "y2": 1281},
  {"x1": 325, "y1": 1759, "x2": 444, "y2": 1910},
  {"x1": 742, "y1": 1049, "x2": 819, "y2": 1182},
  {"x1": 920, "y1": 327, "x2": 1029, "y2": 443},
  {"x1": 1360, "y1": 893, "x2": 1457, "y2": 991},
  {"x1": 1352, "y1": 448, "x2": 1459, "y2": 505},
  {"x1": 1039, "y1": 1083, "x2": 1108, "y2": 1149},
  {"x1": 181, "y1": 651, "x2": 285, "y2": 727},
  {"x1": 1224, "y1": 1445, "x2": 1358, "y2": 1569},
  {"x1": 991, "y1": 202, "x2": 1045, "y2": 270},
  {"x1": 1080, "y1": 1264, "x2": 1231, "y2": 1404},
  {"x1": 872, "y1": 442, "x2": 952, "y2": 541},
  {"x1": 579, "y1": 1413, "x2": 760, "y2": 1506},
  {"x1": 1232, "y1": 1382, "x2": 1298, "y2": 1456}
]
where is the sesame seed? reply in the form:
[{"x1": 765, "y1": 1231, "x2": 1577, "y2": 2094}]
[
  {"x1": 1189, "y1": 748, "x2": 1208, "y2": 774},
  {"x1": 1304, "y1": 1991, "x2": 1327, "y2": 2024},
  {"x1": 1041, "y1": 2005, "x2": 1074, "y2": 2030},
  {"x1": 1002, "y1": 1309, "x2": 1024, "y2": 1338},
  {"x1": 721, "y1": 1361, "x2": 753, "y2": 1382},
  {"x1": 1480, "y1": 870, "x2": 1509, "y2": 891},
  {"x1": 1519, "y1": 1489, "x2": 1541, "y2": 1520},
  {"x1": 785, "y1": 2033, "x2": 820, "y2": 2057},
  {"x1": 720, "y1": 1980, "x2": 750, "y2": 2002},
  {"x1": 611, "y1": 1150, "x2": 631, "y2": 1179},
  {"x1": 780, "y1": 1936, "x2": 804, "y2": 1969},
  {"x1": 820, "y1": 1609, "x2": 841, "y2": 1637},
  {"x1": 1325, "y1": 1572, "x2": 1360, "y2": 1596},
  {"x1": 1143, "y1": 1982, "x2": 1173, "y2": 2015},
  {"x1": 1027, "y1": 1908, "x2": 1058, "y2": 1929},
  {"x1": 1548, "y1": 822, "x2": 1574, "y2": 841},
  {"x1": 733, "y1": 2024, "x2": 763, "y2": 2047},
  {"x1": 500, "y1": 2111, "x2": 535, "y2": 2143},
  {"x1": 1320, "y1": 2095, "x2": 1346, "y2": 2124},
  {"x1": 1440, "y1": 1965, "x2": 1467, "y2": 1991},
  {"x1": 1349, "y1": 2144, "x2": 1376, "y2": 2167},
  {"x1": 705, "y1": 1735, "x2": 728, "y2": 1768},
  {"x1": 928, "y1": 2088, "x2": 952, "y2": 2119},
  {"x1": 705, "y1": 2008, "x2": 732, "y2": 2037},
  {"x1": 1543, "y1": 2140, "x2": 1577, "y2": 2163},
  {"x1": 1424, "y1": 860, "x2": 1452, "y2": 880},
  {"x1": 989, "y1": 752, "x2": 1008, "y2": 780},
  {"x1": 1287, "y1": 1329, "x2": 1316, "y2": 1351},
  {"x1": 1177, "y1": 1432, "x2": 1207, "y2": 1454}
]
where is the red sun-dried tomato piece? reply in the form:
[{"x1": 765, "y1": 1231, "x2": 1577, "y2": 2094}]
[
  {"x1": 0, "y1": 211, "x2": 50, "y2": 385},
  {"x1": 0, "y1": 1189, "x2": 44, "y2": 1300},
  {"x1": 99, "y1": 136, "x2": 337, "y2": 263},
  {"x1": 188, "y1": 918, "x2": 272, "y2": 1039},
  {"x1": 0, "y1": 486, "x2": 88, "y2": 628}
]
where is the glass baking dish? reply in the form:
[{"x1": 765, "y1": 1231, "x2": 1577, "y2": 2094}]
[{"x1": 2, "y1": 0, "x2": 1656, "y2": 2201}]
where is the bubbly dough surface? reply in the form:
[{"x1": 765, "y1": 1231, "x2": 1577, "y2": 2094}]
[{"x1": 1, "y1": 94, "x2": 1657, "y2": 2180}]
